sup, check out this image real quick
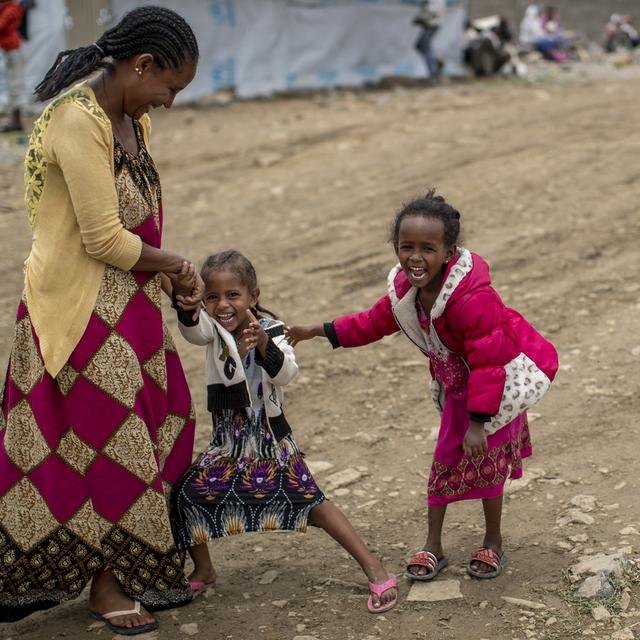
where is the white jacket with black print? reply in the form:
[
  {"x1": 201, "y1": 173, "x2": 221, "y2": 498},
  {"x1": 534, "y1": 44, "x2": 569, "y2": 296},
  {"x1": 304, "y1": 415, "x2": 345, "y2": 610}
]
[{"x1": 176, "y1": 306, "x2": 298, "y2": 443}]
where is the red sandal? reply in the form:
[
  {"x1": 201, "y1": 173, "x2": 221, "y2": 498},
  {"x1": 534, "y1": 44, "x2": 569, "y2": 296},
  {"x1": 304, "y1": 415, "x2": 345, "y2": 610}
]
[
  {"x1": 467, "y1": 547, "x2": 507, "y2": 579},
  {"x1": 404, "y1": 550, "x2": 449, "y2": 581}
]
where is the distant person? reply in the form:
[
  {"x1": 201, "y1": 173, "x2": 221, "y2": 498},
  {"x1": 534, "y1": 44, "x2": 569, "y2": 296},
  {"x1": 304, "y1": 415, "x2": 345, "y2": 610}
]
[
  {"x1": 413, "y1": 0, "x2": 445, "y2": 82},
  {"x1": 464, "y1": 15, "x2": 513, "y2": 76},
  {"x1": 621, "y1": 15, "x2": 640, "y2": 48},
  {"x1": 286, "y1": 190, "x2": 558, "y2": 582},
  {"x1": 0, "y1": 0, "x2": 25, "y2": 131},
  {"x1": 519, "y1": 4, "x2": 567, "y2": 62},
  {"x1": 604, "y1": 14, "x2": 627, "y2": 52},
  {"x1": 170, "y1": 250, "x2": 398, "y2": 614},
  {"x1": 540, "y1": 5, "x2": 561, "y2": 35}
]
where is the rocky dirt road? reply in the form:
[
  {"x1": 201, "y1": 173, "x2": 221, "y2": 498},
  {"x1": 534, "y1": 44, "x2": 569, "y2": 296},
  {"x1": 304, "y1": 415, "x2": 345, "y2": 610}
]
[{"x1": 1, "y1": 65, "x2": 639, "y2": 639}]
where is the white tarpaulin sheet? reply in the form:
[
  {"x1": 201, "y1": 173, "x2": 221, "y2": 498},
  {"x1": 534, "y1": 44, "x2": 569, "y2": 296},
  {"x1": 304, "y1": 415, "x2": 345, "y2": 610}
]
[
  {"x1": 0, "y1": 0, "x2": 66, "y2": 109},
  {"x1": 111, "y1": 0, "x2": 467, "y2": 100},
  {"x1": 1, "y1": 0, "x2": 467, "y2": 107}
]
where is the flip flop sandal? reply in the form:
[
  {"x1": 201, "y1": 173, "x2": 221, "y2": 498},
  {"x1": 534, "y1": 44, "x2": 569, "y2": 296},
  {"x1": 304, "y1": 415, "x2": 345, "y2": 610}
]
[
  {"x1": 90, "y1": 600, "x2": 158, "y2": 636},
  {"x1": 404, "y1": 550, "x2": 449, "y2": 581},
  {"x1": 367, "y1": 574, "x2": 398, "y2": 614},
  {"x1": 466, "y1": 547, "x2": 507, "y2": 579},
  {"x1": 189, "y1": 579, "x2": 216, "y2": 597}
]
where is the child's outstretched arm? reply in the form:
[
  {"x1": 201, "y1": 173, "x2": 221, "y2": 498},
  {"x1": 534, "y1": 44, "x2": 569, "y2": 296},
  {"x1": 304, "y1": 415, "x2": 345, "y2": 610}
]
[
  {"x1": 171, "y1": 278, "x2": 212, "y2": 347},
  {"x1": 284, "y1": 324, "x2": 326, "y2": 347},
  {"x1": 241, "y1": 310, "x2": 298, "y2": 386},
  {"x1": 285, "y1": 294, "x2": 400, "y2": 349}
]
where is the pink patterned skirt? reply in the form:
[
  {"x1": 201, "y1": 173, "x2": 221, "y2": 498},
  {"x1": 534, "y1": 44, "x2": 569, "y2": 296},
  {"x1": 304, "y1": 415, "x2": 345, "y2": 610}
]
[{"x1": 427, "y1": 388, "x2": 532, "y2": 507}]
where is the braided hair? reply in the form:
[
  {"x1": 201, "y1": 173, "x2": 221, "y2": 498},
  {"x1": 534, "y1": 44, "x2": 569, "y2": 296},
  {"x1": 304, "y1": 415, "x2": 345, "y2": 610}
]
[
  {"x1": 390, "y1": 188, "x2": 462, "y2": 247},
  {"x1": 34, "y1": 6, "x2": 199, "y2": 101},
  {"x1": 200, "y1": 250, "x2": 278, "y2": 320}
]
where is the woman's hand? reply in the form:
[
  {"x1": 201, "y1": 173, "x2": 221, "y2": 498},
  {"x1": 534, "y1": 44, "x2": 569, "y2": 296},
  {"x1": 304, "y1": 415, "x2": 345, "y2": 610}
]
[
  {"x1": 284, "y1": 324, "x2": 324, "y2": 347},
  {"x1": 463, "y1": 421, "x2": 488, "y2": 458},
  {"x1": 238, "y1": 309, "x2": 268, "y2": 358}
]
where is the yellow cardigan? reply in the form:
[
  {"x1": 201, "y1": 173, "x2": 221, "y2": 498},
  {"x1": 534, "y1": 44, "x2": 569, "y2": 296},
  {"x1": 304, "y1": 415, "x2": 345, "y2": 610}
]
[{"x1": 23, "y1": 84, "x2": 146, "y2": 378}]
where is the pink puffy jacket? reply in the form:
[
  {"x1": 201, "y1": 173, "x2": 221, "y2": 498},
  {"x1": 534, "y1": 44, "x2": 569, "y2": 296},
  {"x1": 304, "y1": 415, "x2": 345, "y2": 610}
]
[{"x1": 325, "y1": 249, "x2": 558, "y2": 419}]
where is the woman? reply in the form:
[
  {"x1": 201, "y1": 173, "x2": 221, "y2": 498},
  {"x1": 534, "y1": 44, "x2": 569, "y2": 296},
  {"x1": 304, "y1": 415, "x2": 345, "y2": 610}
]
[
  {"x1": 413, "y1": 0, "x2": 445, "y2": 82},
  {"x1": 0, "y1": 6, "x2": 200, "y2": 635},
  {"x1": 519, "y1": 4, "x2": 567, "y2": 62}
]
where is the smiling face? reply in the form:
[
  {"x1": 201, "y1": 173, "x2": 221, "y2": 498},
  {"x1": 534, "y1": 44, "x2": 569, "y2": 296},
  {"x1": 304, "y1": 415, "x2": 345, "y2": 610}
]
[
  {"x1": 123, "y1": 55, "x2": 197, "y2": 120},
  {"x1": 203, "y1": 268, "x2": 259, "y2": 336},
  {"x1": 395, "y1": 215, "x2": 456, "y2": 290}
]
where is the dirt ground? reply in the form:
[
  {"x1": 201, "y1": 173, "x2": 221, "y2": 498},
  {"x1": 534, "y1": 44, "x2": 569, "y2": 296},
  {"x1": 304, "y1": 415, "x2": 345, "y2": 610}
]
[{"x1": 1, "y1": 65, "x2": 640, "y2": 640}]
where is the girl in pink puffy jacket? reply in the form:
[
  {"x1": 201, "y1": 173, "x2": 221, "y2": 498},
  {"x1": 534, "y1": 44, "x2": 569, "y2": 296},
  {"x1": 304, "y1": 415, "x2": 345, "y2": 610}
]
[{"x1": 285, "y1": 190, "x2": 558, "y2": 581}]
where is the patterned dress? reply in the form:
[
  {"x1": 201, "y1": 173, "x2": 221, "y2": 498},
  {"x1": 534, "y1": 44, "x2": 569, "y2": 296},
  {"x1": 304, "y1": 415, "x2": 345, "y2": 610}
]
[
  {"x1": 0, "y1": 112, "x2": 195, "y2": 621},
  {"x1": 172, "y1": 320, "x2": 325, "y2": 549}
]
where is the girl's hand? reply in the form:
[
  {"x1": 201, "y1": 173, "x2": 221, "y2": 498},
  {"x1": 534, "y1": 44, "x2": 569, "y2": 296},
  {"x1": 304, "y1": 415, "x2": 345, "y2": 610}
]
[
  {"x1": 175, "y1": 293, "x2": 202, "y2": 319},
  {"x1": 175, "y1": 273, "x2": 204, "y2": 322},
  {"x1": 284, "y1": 324, "x2": 324, "y2": 347},
  {"x1": 463, "y1": 421, "x2": 488, "y2": 458},
  {"x1": 238, "y1": 309, "x2": 268, "y2": 358},
  {"x1": 173, "y1": 261, "x2": 197, "y2": 296}
]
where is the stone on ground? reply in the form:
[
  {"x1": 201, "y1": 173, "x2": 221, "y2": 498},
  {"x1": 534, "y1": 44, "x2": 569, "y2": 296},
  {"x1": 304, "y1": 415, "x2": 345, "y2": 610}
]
[
  {"x1": 306, "y1": 460, "x2": 334, "y2": 474},
  {"x1": 570, "y1": 553, "x2": 629, "y2": 578},
  {"x1": 406, "y1": 579, "x2": 463, "y2": 602},
  {"x1": 591, "y1": 605, "x2": 611, "y2": 621},
  {"x1": 501, "y1": 596, "x2": 546, "y2": 610},
  {"x1": 258, "y1": 569, "x2": 279, "y2": 585},
  {"x1": 611, "y1": 630, "x2": 635, "y2": 640},
  {"x1": 324, "y1": 468, "x2": 365, "y2": 491},
  {"x1": 180, "y1": 622, "x2": 199, "y2": 636},
  {"x1": 577, "y1": 575, "x2": 615, "y2": 599}
]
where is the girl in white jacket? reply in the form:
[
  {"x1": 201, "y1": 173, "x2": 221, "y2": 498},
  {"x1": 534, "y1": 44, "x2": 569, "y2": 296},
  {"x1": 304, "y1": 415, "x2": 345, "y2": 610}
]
[{"x1": 170, "y1": 250, "x2": 397, "y2": 613}]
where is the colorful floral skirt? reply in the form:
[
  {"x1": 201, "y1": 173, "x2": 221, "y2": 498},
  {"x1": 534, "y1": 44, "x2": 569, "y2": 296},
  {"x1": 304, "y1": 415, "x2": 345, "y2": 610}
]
[
  {"x1": 427, "y1": 389, "x2": 532, "y2": 507},
  {"x1": 0, "y1": 270, "x2": 196, "y2": 622},
  {"x1": 172, "y1": 442, "x2": 325, "y2": 548}
]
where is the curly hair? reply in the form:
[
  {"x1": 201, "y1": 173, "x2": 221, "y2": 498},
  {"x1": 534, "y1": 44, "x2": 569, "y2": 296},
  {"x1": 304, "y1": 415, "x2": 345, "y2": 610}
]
[
  {"x1": 200, "y1": 250, "x2": 277, "y2": 320},
  {"x1": 390, "y1": 188, "x2": 462, "y2": 247}
]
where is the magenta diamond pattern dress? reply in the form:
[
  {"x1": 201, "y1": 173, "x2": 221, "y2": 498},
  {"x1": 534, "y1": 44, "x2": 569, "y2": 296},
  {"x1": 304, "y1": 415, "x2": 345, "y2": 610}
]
[{"x1": 0, "y1": 118, "x2": 195, "y2": 621}]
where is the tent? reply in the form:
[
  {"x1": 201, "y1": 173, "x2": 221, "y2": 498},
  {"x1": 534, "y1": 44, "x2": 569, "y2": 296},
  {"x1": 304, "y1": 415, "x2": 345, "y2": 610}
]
[
  {"x1": 1, "y1": 0, "x2": 467, "y2": 107},
  {"x1": 111, "y1": 0, "x2": 468, "y2": 99}
]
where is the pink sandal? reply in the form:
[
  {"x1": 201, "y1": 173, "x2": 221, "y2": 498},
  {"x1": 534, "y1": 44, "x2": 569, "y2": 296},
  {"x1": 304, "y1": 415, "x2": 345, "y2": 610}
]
[
  {"x1": 189, "y1": 579, "x2": 216, "y2": 597},
  {"x1": 367, "y1": 574, "x2": 398, "y2": 614}
]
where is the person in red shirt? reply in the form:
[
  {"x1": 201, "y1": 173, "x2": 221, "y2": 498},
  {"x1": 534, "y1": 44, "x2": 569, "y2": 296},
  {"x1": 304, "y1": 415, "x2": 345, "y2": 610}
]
[{"x1": 0, "y1": 0, "x2": 25, "y2": 132}]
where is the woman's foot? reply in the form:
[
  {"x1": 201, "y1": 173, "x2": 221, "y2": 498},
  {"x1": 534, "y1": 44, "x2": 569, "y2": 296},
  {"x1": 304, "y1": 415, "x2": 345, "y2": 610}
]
[
  {"x1": 406, "y1": 542, "x2": 445, "y2": 577},
  {"x1": 89, "y1": 569, "x2": 156, "y2": 632},
  {"x1": 365, "y1": 562, "x2": 398, "y2": 611}
]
